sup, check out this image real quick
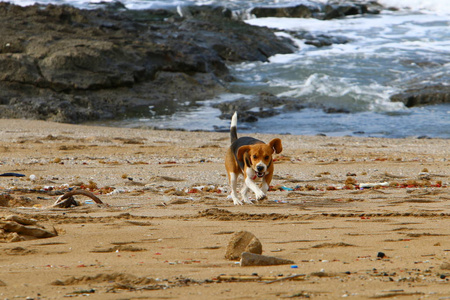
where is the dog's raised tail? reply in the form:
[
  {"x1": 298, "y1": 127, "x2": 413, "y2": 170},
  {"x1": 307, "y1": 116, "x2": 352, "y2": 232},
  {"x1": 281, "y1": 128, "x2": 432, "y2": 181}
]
[{"x1": 230, "y1": 112, "x2": 238, "y2": 144}]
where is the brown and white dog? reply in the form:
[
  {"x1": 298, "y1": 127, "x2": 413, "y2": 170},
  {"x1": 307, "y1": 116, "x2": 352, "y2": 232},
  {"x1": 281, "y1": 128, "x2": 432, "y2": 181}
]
[{"x1": 225, "y1": 112, "x2": 283, "y2": 205}]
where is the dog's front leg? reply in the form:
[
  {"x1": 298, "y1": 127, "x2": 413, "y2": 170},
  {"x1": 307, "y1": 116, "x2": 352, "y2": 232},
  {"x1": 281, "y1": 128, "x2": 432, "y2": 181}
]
[
  {"x1": 229, "y1": 173, "x2": 243, "y2": 205},
  {"x1": 245, "y1": 177, "x2": 266, "y2": 201},
  {"x1": 240, "y1": 182, "x2": 253, "y2": 204}
]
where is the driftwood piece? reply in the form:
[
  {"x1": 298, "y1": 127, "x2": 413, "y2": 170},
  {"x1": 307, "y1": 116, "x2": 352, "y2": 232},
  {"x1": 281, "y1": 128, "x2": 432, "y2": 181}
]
[
  {"x1": 6, "y1": 215, "x2": 38, "y2": 226},
  {"x1": 216, "y1": 274, "x2": 305, "y2": 282},
  {"x1": 265, "y1": 274, "x2": 305, "y2": 284},
  {"x1": 52, "y1": 196, "x2": 79, "y2": 208},
  {"x1": 53, "y1": 189, "x2": 106, "y2": 207},
  {"x1": 0, "y1": 221, "x2": 57, "y2": 238}
]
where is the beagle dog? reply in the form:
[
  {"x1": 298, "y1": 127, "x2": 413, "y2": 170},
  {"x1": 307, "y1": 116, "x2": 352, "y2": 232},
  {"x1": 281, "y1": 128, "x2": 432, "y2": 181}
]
[{"x1": 225, "y1": 112, "x2": 283, "y2": 205}]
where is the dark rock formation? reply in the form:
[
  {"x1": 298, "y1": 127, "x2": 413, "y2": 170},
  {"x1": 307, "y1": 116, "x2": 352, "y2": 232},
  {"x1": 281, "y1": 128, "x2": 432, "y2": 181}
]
[
  {"x1": 0, "y1": 3, "x2": 296, "y2": 123},
  {"x1": 390, "y1": 85, "x2": 450, "y2": 107},
  {"x1": 293, "y1": 32, "x2": 351, "y2": 47},
  {"x1": 213, "y1": 91, "x2": 349, "y2": 124},
  {"x1": 249, "y1": 1, "x2": 381, "y2": 20},
  {"x1": 250, "y1": 4, "x2": 318, "y2": 19}
]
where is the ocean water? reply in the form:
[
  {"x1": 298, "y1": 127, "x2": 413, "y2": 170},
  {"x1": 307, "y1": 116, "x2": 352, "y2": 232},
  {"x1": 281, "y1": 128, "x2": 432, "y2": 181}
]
[{"x1": 4, "y1": 0, "x2": 450, "y2": 138}]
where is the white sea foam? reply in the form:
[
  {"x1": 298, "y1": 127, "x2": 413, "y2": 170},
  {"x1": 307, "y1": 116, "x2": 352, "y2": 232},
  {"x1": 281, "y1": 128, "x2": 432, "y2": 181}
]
[
  {"x1": 238, "y1": 6, "x2": 449, "y2": 115},
  {"x1": 378, "y1": 0, "x2": 450, "y2": 15}
]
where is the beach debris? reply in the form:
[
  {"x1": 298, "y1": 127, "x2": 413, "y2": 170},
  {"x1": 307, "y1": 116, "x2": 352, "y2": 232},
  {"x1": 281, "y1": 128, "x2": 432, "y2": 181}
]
[
  {"x1": 0, "y1": 172, "x2": 25, "y2": 177},
  {"x1": 418, "y1": 172, "x2": 431, "y2": 180},
  {"x1": 359, "y1": 182, "x2": 389, "y2": 189},
  {"x1": 240, "y1": 252, "x2": 295, "y2": 267},
  {"x1": 5, "y1": 215, "x2": 38, "y2": 226},
  {"x1": 52, "y1": 195, "x2": 80, "y2": 208},
  {"x1": 265, "y1": 273, "x2": 304, "y2": 284},
  {"x1": 216, "y1": 273, "x2": 305, "y2": 283},
  {"x1": 345, "y1": 176, "x2": 358, "y2": 187},
  {"x1": 225, "y1": 231, "x2": 262, "y2": 260},
  {"x1": 371, "y1": 291, "x2": 425, "y2": 298},
  {"x1": 271, "y1": 185, "x2": 294, "y2": 191},
  {"x1": 377, "y1": 252, "x2": 387, "y2": 259},
  {"x1": 0, "y1": 215, "x2": 57, "y2": 242},
  {"x1": 0, "y1": 193, "x2": 14, "y2": 206},
  {"x1": 186, "y1": 185, "x2": 225, "y2": 194},
  {"x1": 52, "y1": 189, "x2": 106, "y2": 208},
  {"x1": 272, "y1": 199, "x2": 289, "y2": 203},
  {"x1": 90, "y1": 245, "x2": 146, "y2": 253}
]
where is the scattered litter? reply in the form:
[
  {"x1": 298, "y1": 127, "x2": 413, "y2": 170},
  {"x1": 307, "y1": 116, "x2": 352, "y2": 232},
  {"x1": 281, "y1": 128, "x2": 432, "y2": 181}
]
[
  {"x1": 185, "y1": 185, "x2": 224, "y2": 194},
  {"x1": 106, "y1": 188, "x2": 126, "y2": 196},
  {"x1": 0, "y1": 172, "x2": 25, "y2": 177},
  {"x1": 280, "y1": 186, "x2": 294, "y2": 191},
  {"x1": 359, "y1": 182, "x2": 389, "y2": 189},
  {"x1": 271, "y1": 185, "x2": 293, "y2": 191},
  {"x1": 272, "y1": 200, "x2": 289, "y2": 204}
]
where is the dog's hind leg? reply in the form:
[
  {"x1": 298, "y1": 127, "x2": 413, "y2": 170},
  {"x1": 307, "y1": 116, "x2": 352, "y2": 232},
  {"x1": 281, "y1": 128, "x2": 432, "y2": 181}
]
[{"x1": 261, "y1": 181, "x2": 269, "y2": 194}]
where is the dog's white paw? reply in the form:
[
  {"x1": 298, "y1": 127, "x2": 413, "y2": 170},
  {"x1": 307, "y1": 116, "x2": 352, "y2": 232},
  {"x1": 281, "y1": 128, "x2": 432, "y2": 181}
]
[
  {"x1": 229, "y1": 193, "x2": 243, "y2": 205},
  {"x1": 243, "y1": 198, "x2": 254, "y2": 204},
  {"x1": 232, "y1": 197, "x2": 243, "y2": 205},
  {"x1": 255, "y1": 191, "x2": 267, "y2": 201}
]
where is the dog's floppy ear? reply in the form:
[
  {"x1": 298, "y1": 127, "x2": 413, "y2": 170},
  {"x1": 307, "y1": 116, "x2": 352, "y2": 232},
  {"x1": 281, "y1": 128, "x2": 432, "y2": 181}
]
[
  {"x1": 237, "y1": 145, "x2": 251, "y2": 163},
  {"x1": 269, "y1": 138, "x2": 283, "y2": 154},
  {"x1": 243, "y1": 151, "x2": 252, "y2": 168}
]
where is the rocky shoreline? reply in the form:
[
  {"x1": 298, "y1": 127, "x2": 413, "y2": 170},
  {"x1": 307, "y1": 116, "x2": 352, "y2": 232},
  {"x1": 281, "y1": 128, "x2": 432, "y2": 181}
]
[{"x1": 0, "y1": 2, "x2": 448, "y2": 124}]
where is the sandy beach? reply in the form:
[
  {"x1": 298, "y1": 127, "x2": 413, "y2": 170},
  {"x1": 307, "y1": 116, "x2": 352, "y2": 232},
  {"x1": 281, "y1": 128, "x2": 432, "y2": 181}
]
[{"x1": 0, "y1": 119, "x2": 449, "y2": 299}]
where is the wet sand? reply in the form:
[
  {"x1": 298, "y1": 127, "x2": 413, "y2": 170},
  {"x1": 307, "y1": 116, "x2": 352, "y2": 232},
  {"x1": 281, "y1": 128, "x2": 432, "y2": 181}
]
[{"x1": 0, "y1": 119, "x2": 449, "y2": 299}]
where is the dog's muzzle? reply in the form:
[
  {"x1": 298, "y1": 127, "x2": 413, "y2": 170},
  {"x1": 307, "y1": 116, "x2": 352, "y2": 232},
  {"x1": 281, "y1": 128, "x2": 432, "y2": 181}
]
[{"x1": 256, "y1": 165, "x2": 265, "y2": 178}]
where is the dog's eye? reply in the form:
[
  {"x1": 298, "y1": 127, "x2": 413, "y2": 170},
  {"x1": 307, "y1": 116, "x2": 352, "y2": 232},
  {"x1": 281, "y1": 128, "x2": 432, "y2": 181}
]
[
  {"x1": 253, "y1": 155, "x2": 257, "y2": 159},
  {"x1": 265, "y1": 156, "x2": 270, "y2": 160}
]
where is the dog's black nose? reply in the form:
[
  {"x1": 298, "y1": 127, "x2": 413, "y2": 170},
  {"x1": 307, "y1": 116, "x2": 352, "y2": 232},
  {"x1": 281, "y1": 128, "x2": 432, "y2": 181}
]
[{"x1": 257, "y1": 166, "x2": 264, "y2": 172}]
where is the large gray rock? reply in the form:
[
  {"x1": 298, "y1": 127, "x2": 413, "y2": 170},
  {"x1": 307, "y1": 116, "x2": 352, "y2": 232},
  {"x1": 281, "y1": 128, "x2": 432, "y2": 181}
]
[
  {"x1": 225, "y1": 231, "x2": 263, "y2": 261},
  {"x1": 249, "y1": 2, "x2": 381, "y2": 20}
]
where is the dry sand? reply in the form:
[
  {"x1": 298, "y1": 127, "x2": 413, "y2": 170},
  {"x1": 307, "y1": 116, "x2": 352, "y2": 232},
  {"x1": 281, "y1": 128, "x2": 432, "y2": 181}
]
[{"x1": 0, "y1": 119, "x2": 449, "y2": 299}]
